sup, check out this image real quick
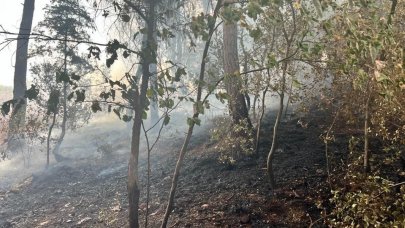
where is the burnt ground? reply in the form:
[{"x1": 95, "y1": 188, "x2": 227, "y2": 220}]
[{"x1": 0, "y1": 111, "x2": 334, "y2": 228}]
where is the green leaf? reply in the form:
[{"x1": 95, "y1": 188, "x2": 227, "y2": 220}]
[
  {"x1": 158, "y1": 88, "x2": 165, "y2": 97},
  {"x1": 222, "y1": 5, "x2": 242, "y2": 23},
  {"x1": 204, "y1": 100, "x2": 210, "y2": 109},
  {"x1": 146, "y1": 88, "x2": 154, "y2": 98},
  {"x1": 175, "y1": 68, "x2": 186, "y2": 82},
  {"x1": 1, "y1": 100, "x2": 12, "y2": 116},
  {"x1": 25, "y1": 85, "x2": 39, "y2": 100},
  {"x1": 246, "y1": 1, "x2": 263, "y2": 20},
  {"x1": 163, "y1": 115, "x2": 170, "y2": 125},
  {"x1": 215, "y1": 92, "x2": 228, "y2": 103},
  {"x1": 266, "y1": 54, "x2": 277, "y2": 68},
  {"x1": 292, "y1": 79, "x2": 302, "y2": 88},
  {"x1": 249, "y1": 27, "x2": 262, "y2": 41},
  {"x1": 376, "y1": 73, "x2": 389, "y2": 82},
  {"x1": 113, "y1": 108, "x2": 121, "y2": 119},
  {"x1": 67, "y1": 92, "x2": 74, "y2": 101},
  {"x1": 47, "y1": 90, "x2": 61, "y2": 115},
  {"x1": 194, "y1": 101, "x2": 204, "y2": 114},
  {"x1": 299, "y1": 42, "x2": 309, "y2": 52},
  {"x1": 56, "y1": 71, "x2": 69, "y2": 83},
  {"x1": 75, "y1": 90, "x2": 86, "y2": 102},
  {"x1": 187, "y1": 117, "x2": 201, "y2": 126},
  {"x1": 187, "y1": 117, "x2": 194, "y2": 126},
  {"x1": 120, "y1": 14, "x2": 131, "y2": 22},
  {"x1": 71, "y1": 74, "x2": 81, "y2": 81},
  {"x1": 142, "y1": 110, "x2": 147, "y2": 120},
  {"x1": 167, "y1": 99, "x2": 174, "y2": 109},
  {"x1": 122, "y1": 115, "x2": 132, "y2": 122},
  {"x1": 123, "y1": 51, "x2": 130, "y2": 58},
  {"x1": 91, "y1": 101, "x2": 102, "y2": 113},
  {"x1": 194, "y1": 117, "x2": 201, "y2": 126}
]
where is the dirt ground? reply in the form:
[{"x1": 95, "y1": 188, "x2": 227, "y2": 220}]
[{"x1": 0, "y1": 111, "x2": 333, "y2": 228}]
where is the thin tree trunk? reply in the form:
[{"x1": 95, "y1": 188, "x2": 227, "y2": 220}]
[
  {"x1": 267, "y1": 1, "x2": 296, "y2": 189},
  {"x1": 364, "y1": 92, "x2": 371, "y2": 173},
  {"x1": 161, "y1": 2, "x2": 222, "y2": 227},
  {"x1": 126, "y1": 32, "x2": 148, "y2": 131},
  {"x1": 128, "y1": 1, "x2": 156, "y2": 227},
  {"x1": 240, "y1": 31, "x2": 250, "y2": 113},
  {"x1": 266, "y1": 65, "x2": 287, "y2": 189},
  {"x1": 8, "y1": 0, "x2": 36, "y2": 149},
  {"x1": 52, "y1": 34, "x2": 68, "y2": 160},
  {"x1": 47, "y1": 112, "x2": 57, "y2": 168},
  {"x1": 161, "y1": 122, "x2": 195, "y2": 228},
  {"x1": 284, "y1": 79, "x2": 293, "y2": 119},
  {"x1": 255, "y1": 87, "x2": 268, "y2": 154},
  {"x1": 149, "y1": 16, "x2": 159, "y2": 127},
  {"x1": 144, "y1": 130, "x2": 151, "y2": 228},
  {"x1": 128, "y1": 102, "x2": 142, "y2": 228},
  {"x1": 252, "y1": 94, "x2": 258, "y2": 118}
]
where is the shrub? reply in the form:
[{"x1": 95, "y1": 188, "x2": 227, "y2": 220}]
[{"x1": 211, "y1": 117, "x2": 254, "y2": 166}]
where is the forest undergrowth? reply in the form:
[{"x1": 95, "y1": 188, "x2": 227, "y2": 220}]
[{"x1": 0, "y1": 109, "x2": 336, "y2": 228}]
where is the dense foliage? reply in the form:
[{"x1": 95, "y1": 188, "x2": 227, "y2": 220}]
[{"x1": 0, "y1": 0, "x2": 404, "y2": 227}]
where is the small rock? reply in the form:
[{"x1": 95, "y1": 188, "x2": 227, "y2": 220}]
[
  {"x1": 240, "y1": 214, "x2": 250, "y2": 224},
  {"x1": 139, "y1": 203, "x2": 148, "y2": 211},
  {"x1": 111, "y1": 205, "x2": 121, "y2": 212},
  {"x1": 201, "y1": 204, "x2": 209, "y2": 209},
  {"x1": 66, "y1": 220, "x2": 73, "y2": 223},
  {"x1": 316, "y1": 169, "x2": 324, "y2": 174}
]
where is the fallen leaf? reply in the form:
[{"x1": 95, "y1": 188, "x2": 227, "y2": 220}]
[
  {"x1": 39, "y1": 220, "x2": 49, "y2": 226},
  {"x1": 111, "y1": 205, "x2": 121, "y2": 212},
  {"x1": 77, "y1": 217, "x2": 91, "y2": 225}
]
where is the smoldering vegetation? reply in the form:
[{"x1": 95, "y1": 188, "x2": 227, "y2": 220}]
[{"x1": 0, "y1": 93, "x2": 283, "y2": 192}]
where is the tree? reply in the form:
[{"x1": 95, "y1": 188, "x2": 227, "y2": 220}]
[
  {"x1": 122, "y1": 1, "x2": 157, "y2": 226},
  {"x1": 222, "y1": 0, "x2": 251, "y2": 127},
  {"x1": 323, "y1": 0, "x2": 405, "y2": 172},
  {"x1": 33, "y1": 0, "x2": 95, "y2": 162},
  {"x1": 8, "y1": 0, "x2": 36, "y2": 151},
  {"x1": 161, "y1": 2, "x2": 223, "y2": 226}
]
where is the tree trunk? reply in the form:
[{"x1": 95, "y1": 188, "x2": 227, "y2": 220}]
[
  {"x1": 266, "y1": 1, "x2": 296, "y2": 189},
  {"x1": 52, "y1": 34, "x2": 68, "y2": 160},
  {"x1": 149, "y1": 15, "x2": 159, "y2": 127},
  {"x1": 161, "y1": 2, "x2": 222, "y2": 227},
  {"x1": 149, "y1": 64, "x2": 159, "y2": 126},
  {"x1": 255, "y1": 87, "x2": 268, "y2": 154},
  {"x1": 284, "y1": 79, "x2": 293, "y2": 119},
  {"x1": 363, "y1": 92, "x2": 371, "y2": 173},
  {"x1": 47, "y1": 112, "x2": 57, "y2": 168},
  {"x1": 8, "y1": 0, "x2": 36, "y2": 149},
  {"x1": 222, "y1": 1, "x2": 251, "y2": 127},
  {"x1": 267, "y1": 61, "x2": 288, "y2": 189},
  {"x1": 128, "y1": 1, "x2": 156, "y2": 227},
  {"x1": 128, "y1": 102, "x2": 142, "y2": 228}
]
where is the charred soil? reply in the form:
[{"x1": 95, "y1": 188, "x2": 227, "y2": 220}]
[{"x1": 0, "y1": 111, "x2": 334, "y2": 227}]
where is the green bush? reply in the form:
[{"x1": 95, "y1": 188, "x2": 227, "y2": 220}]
[{"x1": 210, "y1": 117, "x2": 254, "y2": 165}]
